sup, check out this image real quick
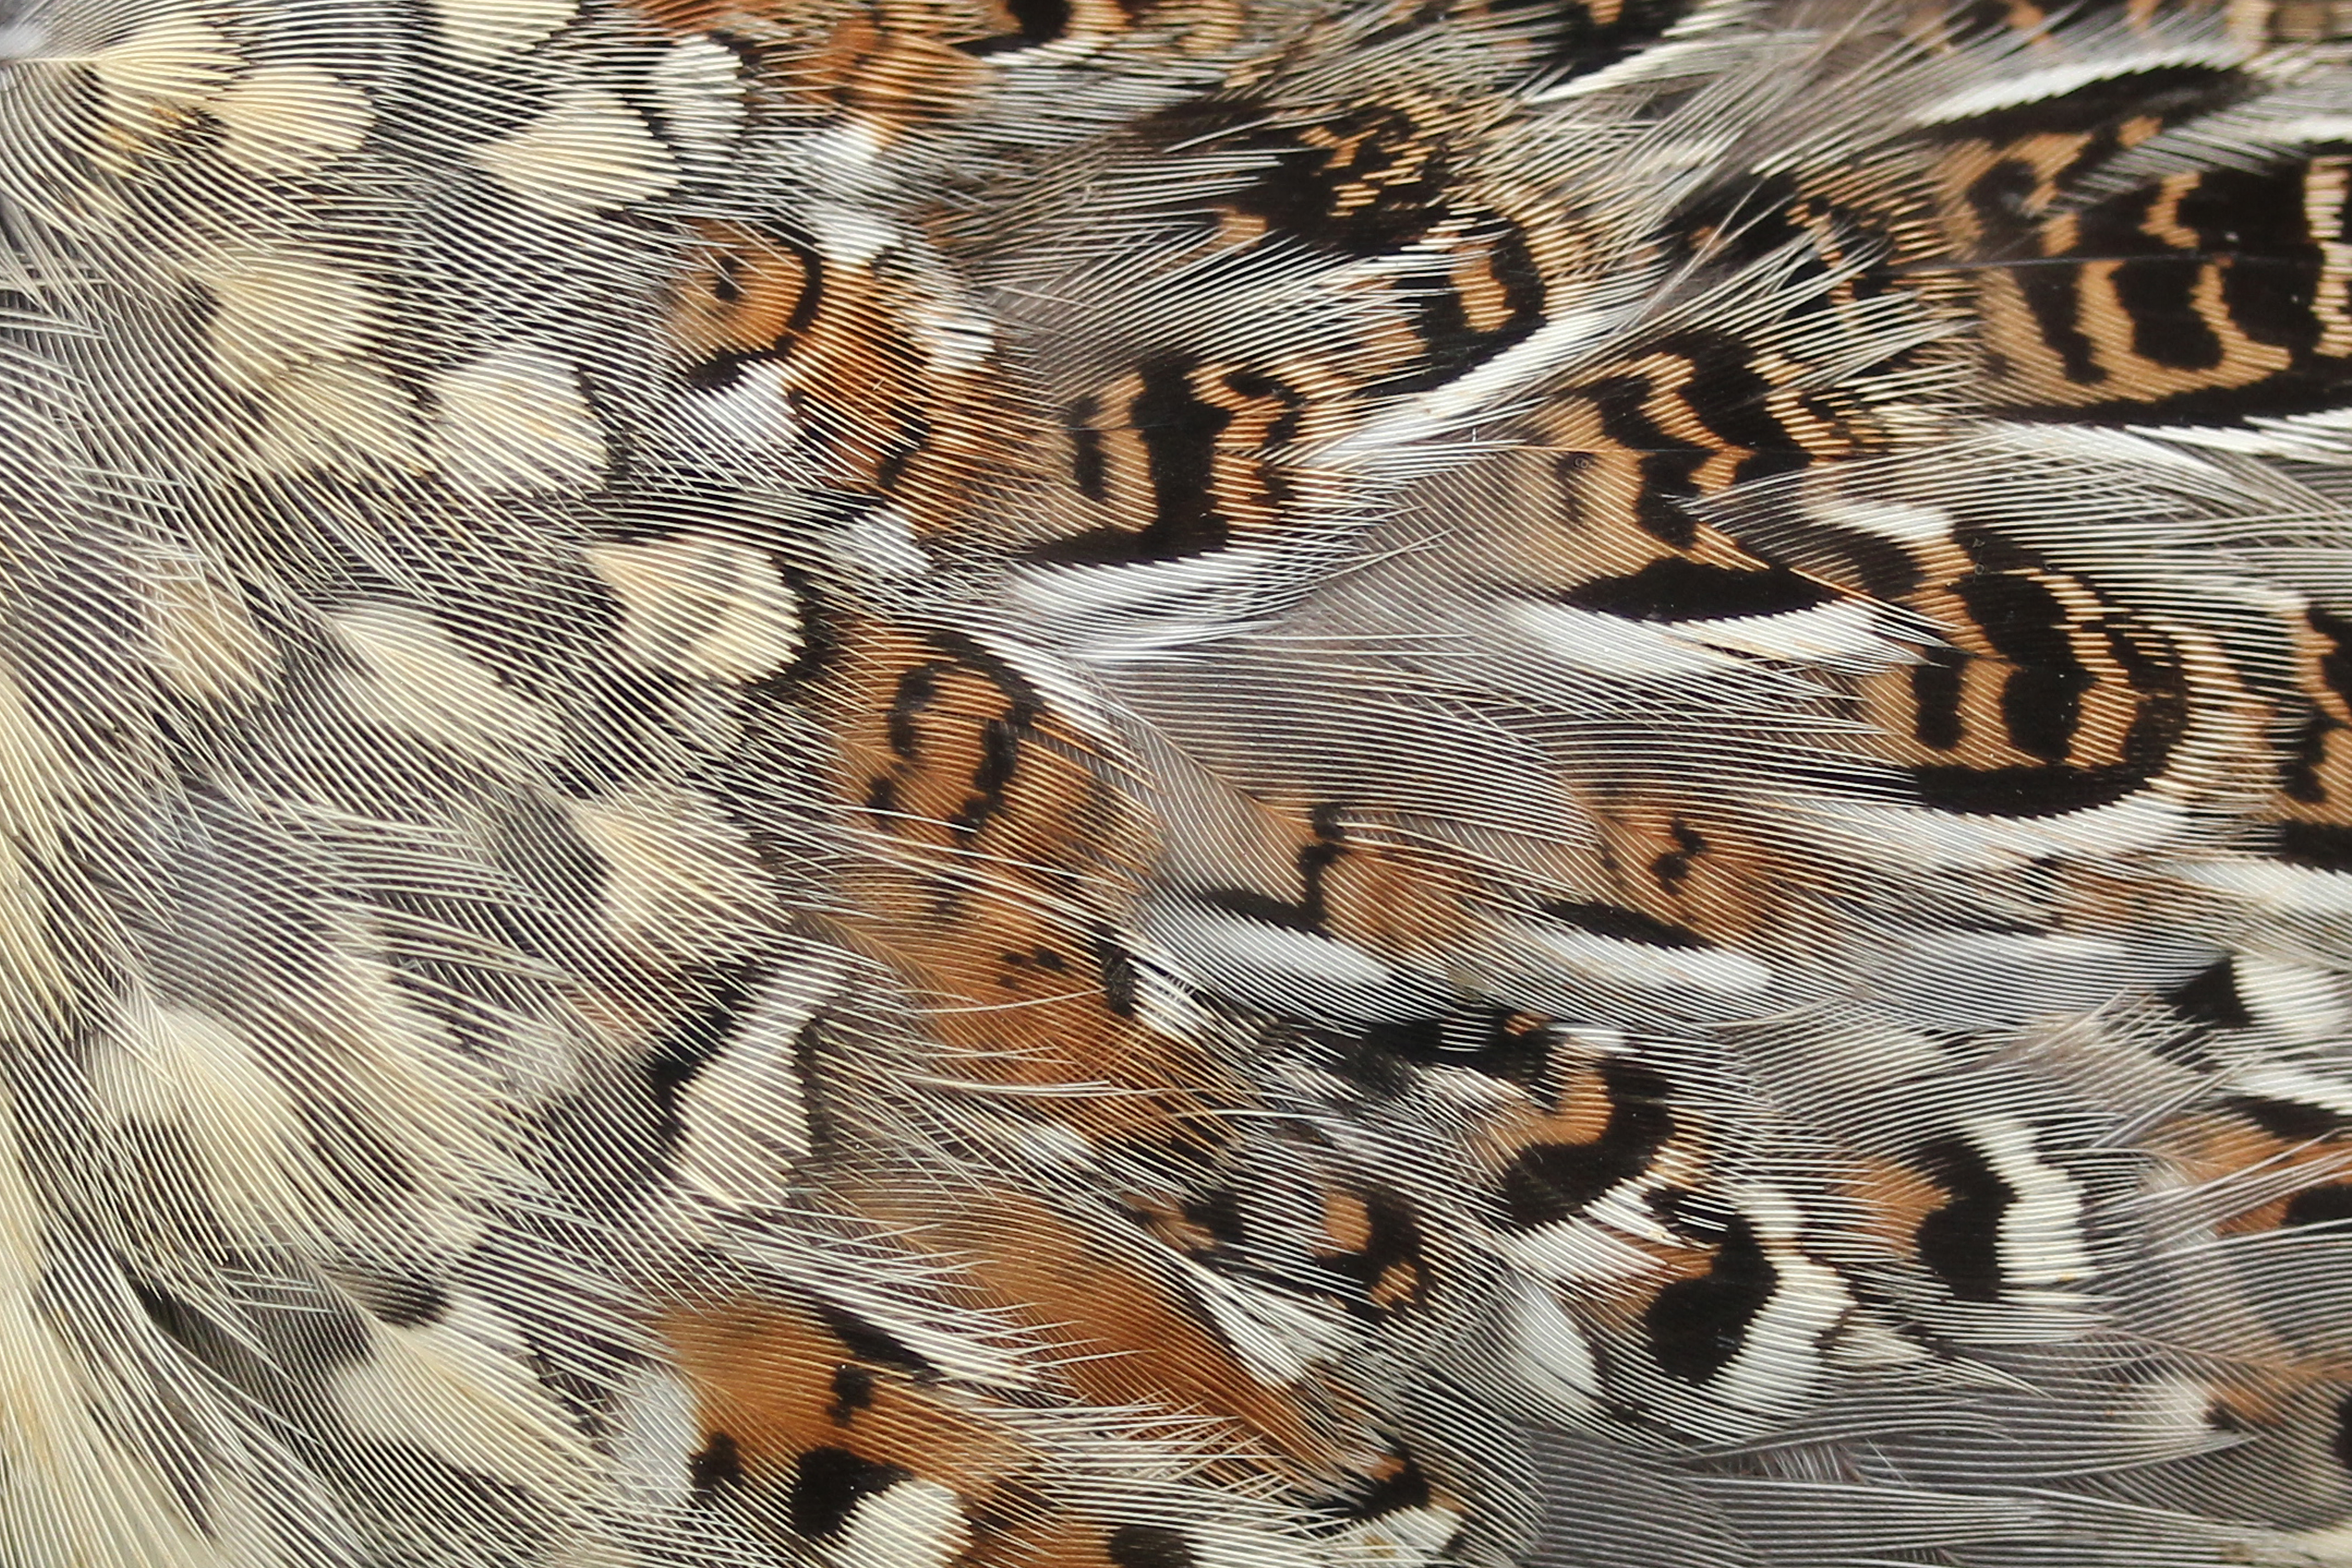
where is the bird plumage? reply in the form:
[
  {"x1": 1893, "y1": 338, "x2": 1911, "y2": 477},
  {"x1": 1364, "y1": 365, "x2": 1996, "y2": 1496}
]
[{"x1": 4, "y1": 0, "x2": 2352, "y2": 1562}]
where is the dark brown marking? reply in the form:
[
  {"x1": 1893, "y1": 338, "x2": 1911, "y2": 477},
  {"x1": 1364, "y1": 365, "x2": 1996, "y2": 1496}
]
[
  {"x1": 1347, "y1": 1453, "x2": 1435, "y2": 1519},
  {"x1": 1201, "y1": 805, "x2": 1345, "y2": 932},
  {"x1": 1914, "y1": 1137, "x2": 2014, "y2": 1303},
  {"x1": 1565, "y1": 559, "x2": 1835, "y2": 622},
  {"x1": 789, "y1": 1447, "x2": 909, "y2": 1539},
  {"x1": 1487, "y1": 0, "x2": 1695, "y2": 78},
  {"x1": 1644, "y1": 1215, "x2": 1775, "y2": 1380},
  {"x1": 828, "y1": 1364, "x2": 875, "y2": 1424},
  {"x1": 1396, "y1": 221, "x2": 1548, "y2": 389},
  {"x1": 2227, "y1": 1096, "x2": 2343, "y2": 1143},
  {"x1": 1950, "y1": 572, "x2": 2087, "y2": 763},
  {"x1": 2285, "y1": 1185, "x2": 2352, "y2": 1227},
  {"x1": 1497, "y1": 1059, "x2": 1676, "y2": 1228},
  {"x1": 1910, "y1": 647, "x2": 1967, "y2": 751},
  {"x1": 690, "y1": 1432, "x2": 745, "y2": 1499},
  {"x1": 2166, "y1": 958, "x2": 2253, "y2": 1032},
  {"x1": 1066, "y1": 396, "x2": 1109, "y2": 502},
  {"x1": 1108, "y1": 1523, "x2": 1198, "y2": 1568},
  {"x1": 1650, "y1": 820, "x2": 1705, "y2": 891},
  {"x1": 956, "y1": 0, "x2": 1070, "y2": 51},
  {"x1": 1317, "y1": 1189, "x2": 1429, "y2": 1316},
  {"x1": 644, "y1": 962, "x2": 766, "y2": 1153},
  {"x1": 2313, "y1": 607, "x2": 2352, "y2": 708},
  {"x1": 1230, "y1": 107, "x2": 1452, "y2": 258},
  {"x1": 2279, "y1": 820, "x2": 2352, "y2": 872},
  {"x1": 1911, "y1": 762, "x2": 2150, "y2": 816},
  {"x1": 812, "y1": 1300, "x2": 936, "y2": 1378},
  {"x1": 2180, "y1": 165, "x2": 2324, "y2": 356}
]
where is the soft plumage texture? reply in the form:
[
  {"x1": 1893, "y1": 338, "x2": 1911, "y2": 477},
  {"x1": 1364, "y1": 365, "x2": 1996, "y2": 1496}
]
[{"x1": 5, "y1": 0, "x2": 2352, "y2": 1562}]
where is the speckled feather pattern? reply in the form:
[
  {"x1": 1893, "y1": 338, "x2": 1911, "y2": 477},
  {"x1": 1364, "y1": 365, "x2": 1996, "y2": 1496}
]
[{"x1": 6, "y1": 0, "x2": 2352, "y2": 1562}]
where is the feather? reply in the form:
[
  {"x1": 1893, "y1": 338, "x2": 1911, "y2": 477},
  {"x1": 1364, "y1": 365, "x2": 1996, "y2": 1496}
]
[{"x1": 5, "y1": 0, "x2": 2352, "y2": 1561}]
